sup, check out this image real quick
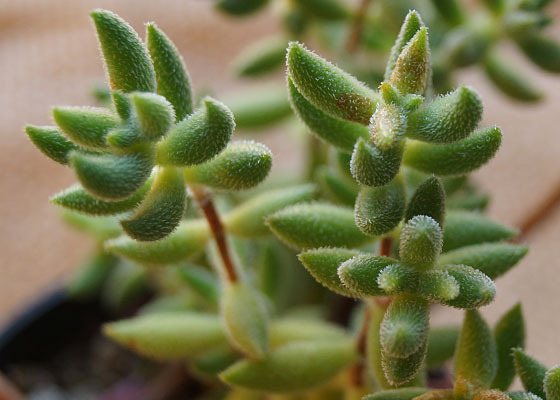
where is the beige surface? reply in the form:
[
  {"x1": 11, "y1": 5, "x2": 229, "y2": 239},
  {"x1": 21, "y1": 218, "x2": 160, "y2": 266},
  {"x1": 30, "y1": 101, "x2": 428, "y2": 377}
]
[{"x1": 1, "y1": 0, "x2": 560, "y2": 365}]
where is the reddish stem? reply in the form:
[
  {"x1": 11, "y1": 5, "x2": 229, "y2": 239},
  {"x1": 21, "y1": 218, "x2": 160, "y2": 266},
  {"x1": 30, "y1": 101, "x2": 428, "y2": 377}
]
[
  {"x1": 516, "y1": 179, "x2": 560, "y2": 241},
  {"x1": 346, "y1": 0, "x2": 372, "y2": 53}
]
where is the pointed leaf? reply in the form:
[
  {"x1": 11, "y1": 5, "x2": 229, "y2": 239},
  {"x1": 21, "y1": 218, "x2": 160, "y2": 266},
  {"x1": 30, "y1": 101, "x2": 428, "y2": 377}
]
[
  {"x1": 399, "y1": 215, "x2": 443, "y2": 268},
  {"x1": 234, "y1": 35, "x2": 287, "y2": 77},
  {"x1": 513, "y1": 349, "x2": 547, "y2": 398},
  {"x1": 517, "y1": 33, "x2": 560, "y2": 73},
  {"x1": 417, "y1": 270, "x2": 460, "y2": 302},
  {"x1": 270, "y1": 318, "x2": 349, "y2": 348},
  {"x1": 390, "y1": 27, "x2": 430, "y2": 95},
  {"x1": 440, "y1": 265, "x2": 496, "y2": 309},
  {"x1": 53, "y1": 106, "x2": 118, "y2": 150},
  {"x1": 545, "y1": 366, "x2": 560, "y2": 400},
  {"x1": 229, "y1": 85, "x2": 292, "y2": 130},
  {"x1": 350, "y1": 138, "x2": 404, "y2": 187},
  {"x1": 405, "y1": 175, "x2": 446, "y2": 226},
  {"x1": 25, "y1": 125, "x2": 78, "y2": 165},
  {"x1": 425, "y1": 326, "x2": 460, "y2": 368},
  {"x1": 60, "y1": 210, "x2": 121, "y2": 240},
  {"x1": 131, "y1": 92, "x2": 175, "y2": 140},
  {"x1": 385, "y1": 10, "x2": 425, "y2": 80},
  {"x1": 338, "y1": 254, "x2": 397, "y2": 297}
]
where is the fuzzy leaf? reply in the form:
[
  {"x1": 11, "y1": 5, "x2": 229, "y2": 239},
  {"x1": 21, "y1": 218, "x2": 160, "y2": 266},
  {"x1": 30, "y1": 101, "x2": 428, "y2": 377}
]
[
  {"x1": 131, "y1": 92, "x2": 175, "y2": 140},
  {"x1": 399, "y1": 215, "x2": 443, "y2": 268},
  {"x1": 234, "y1": 36, "x2": 287, "y2": 77},
  {"x1": 517, "y1": 33, "x2": 560, "y2": 73},
  {"x1": 545, "y1": 366, "x2": 560, "y2": 400},
  {"x1": 53, "y1": 106, "x2": 118, "y2": 150},
  {"x1": 266, "y1": 202, "x2": 370, "y2": 250},
  {"x1": 220, "y1": 339, "x2": 355, "y2": 393},
  {"x1": 377, "y1": 264, "x2": 418, "y2": 294},
  {"x1": 225, "y1": 184, "x2": 317, "y2": 237},
  {"x1": 454, "y1": 310, "x2": 498, "y2": 390},
  {"x1": 492, "y1": 303, "x2": 525, "y2": 391},
  {"x1": 382, "y1": 335, "x2": 427, "y2": 385},
  {"x1": 316, "y1": 166, "x2": 358, "y2": 206},
  {"x1": 406, "y1": 86, "x2": 483, "y2": 144},
  {"x1": 385, "y1": 10, "x2": 425, "y2": 80},
  {"x1": 405, "y1": 175, "x2": 446, "y2": 226},
  {"x1": 269, "y1": 318, "x2": 349, "y2": 348},
  {"x1": 354, "y1": 177, "x2": 406, "y2": 236},
  {"x1": 106, "y1": 219, "x2": 210, "y2": 264},
  {"x1": 121, "y1": 167, "x2": 186, "y2": 241},
  {"x1": 146, "y1": 23, "x2": 193, "y2": 121},
  {"x1": 370, "y1": 104, "x2": 408, "y2": 150},
  {"x1": 417, "y1": 270, "x2": 460, "y2": 302},
  {"x1": 157, "y1": 97, "x2": 234, "y2": 166},
  {"x1": 508, "y1": 392, "x2": 544, "y2": 400},
  {"x1": 440, "y1": 265, "x2": 496, "y2": 309},
  {"x1": 288, "y1": 78, "x2": 368, "y2": 152},
  {"x1": 179, "y1": 264, "x2": 220, "y2": 307},
  {"x1": 390, "y1": 27, "x2": 430, "y2": 95},
  {"x1": 364, "y1": 388, "x2": 429, "y2": 400},
  {"x1": 350, "y1": 138, "x2": 404, "y2": 187},
  {"x1": 425, "y1": 326, "x2": 460, "y2": 368},
  {"x1": 287, "y1": 41, "x2": 378, "y2": 125},
  {"x1": 112, "y1": 90, "x2": 132, "y2": 119},
  {"x1": 70, "y1": 148, "x2": 154, "y2": 201},
  {"x1": 298, "y1": 247, "x2": 363, "y2": 296},
  {"x1": 25, "y1": 125, "x2": 78, "y2": 165},
  {"x1": 104, "y1": 312, "x2": 227, "y2": 359},
  {"x1": 513, "y1": 349, "x2": 547, "y2": 398},
  {"x1": 338, "y1": 254, "x2": 397, "y2": 297},
  {"x1": 222, "y1": 282, "x2": 269, "y2": 359},
  {"x1": 442, "y1": 211, "x2": 518, "y2": 253},
  {"x1": 229, "y1": 85, "x2": 292, "y2": 130},
  {"x1": 404, "y1": 126, "x2": 502, "y2": 176},
  {"x1": 90, "y1": 9, "x2": 156, "y2": 93},
  {"x1": 184, "y1": 141, "x2": 272, "y2": 191},
  {"x1": 216, "y1": 0, "x2": 269, "y2": 15},
  {"x1": 106, "y1": 127, "x2": 142, "y2": 149}
]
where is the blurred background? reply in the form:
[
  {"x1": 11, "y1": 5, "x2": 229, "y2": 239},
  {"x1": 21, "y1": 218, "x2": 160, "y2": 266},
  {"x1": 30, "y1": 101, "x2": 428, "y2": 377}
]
[{"x1": 0, "y1": 0, "x2": 559, "y2": 367}]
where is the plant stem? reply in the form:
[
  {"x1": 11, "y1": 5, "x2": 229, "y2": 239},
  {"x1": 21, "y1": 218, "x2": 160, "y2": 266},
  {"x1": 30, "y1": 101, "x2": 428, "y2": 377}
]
[
  {"x1": 350, "y1": 305, "x2": 371, "y2": 386},
  {"x1": 346, "y1": 0, "x2": 372, "y2": 53},
  {"x1": 516, "y1": 179, "x2": 560, "y2": 241},
  {"x1": 190, "y1": 185, "x2": 238, "y2": 282}
]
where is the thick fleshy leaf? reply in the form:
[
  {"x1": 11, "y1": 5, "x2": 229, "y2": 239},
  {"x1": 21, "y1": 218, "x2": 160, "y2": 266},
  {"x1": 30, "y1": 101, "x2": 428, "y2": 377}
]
[
  {"x1": 406, "y1": 86, "x2": 483, "y2": 144},
  {"x1": 425, "y1": 326, "x2": 460, "y2": 368},
  {"x1": 287, "y1": 41, "x2": 378, "y2": 124},
  {"x1": 454, "y1": 310, "x2": 498, "y2": 390},
  {"x1": 354, "y1": 177, "x2": 406, "y2": 236},
  {"x1": 404, "y1": 126, "x2": 502, "y2": 176},
  {"x1": 157, "y1": 97, "x2": 234, "y2": 166},
  {"x1": 517, "y1": 33, "x2": 560, "y2": 73},
  {"x1": 385, "y1": 10, "x2": 425, "y2": 80},
  {"x1": 146, "y1": 23, "x2": 193, "y2": 121},
  {"x1": 216, "y1": 0, "x2": 269, "y2": 16},
  {"x1": 288, "y1": 78, "x2": 368, "y2": 152},
  {"x1": 377, "y1": 264, "x2": 418, "y2": 294},
  {"x1": 513, "y1": 349, "x2": 547, "y2": 399},
  {"x1": 416, "y1": 270, "x2": 460, "y2": 303},
  {"x1": 104, "y1": 312, "x2": 227, "y2": 359},
  {"x1": 179, "y1": 264, "x2": 220, "y2": 307},
  {"x1": 70, "y1": 148, "x2": 154, "y2": 201},
  {"x1": 131, "y1": 92, "x2": 175, "y2": 140},
  {"x1": 316, "y1": 166, "x2": 358, "y2": 206},
  {"x1": 390, "y1": 27, "x2": 430, "y2": 95},
  {"x1": 440, "y1": 265, "x2": 496, "y2": 309},
  {"x1": 106, "y1": 219, "x2": 210, "y2": 264},
  {"x1": 399, "y1": 215, "x2": 443, "y2": 268},
  {"x1": 367, "y1": 303, "x2": 392, "y2": 389},
  {"x1": 269, "y1": 318, "x2": 349, "y2": 348},
  {"x1": 184, "y1": 141, "x2": 272, "y2": 191},
  {"x1": 370, "y1": 104, "x2": 407, "y2": 150},
  {"x1": 229, "y1": 86, "x2": 292, "y2": 130},
  {"x1": 67, "y1": 252, "x2": 118, "y2": 299},
  {"x1": 53, "y1": 106, "x2": 118, "y2": 150},
  {"x1": 90, "y1": 9, "x2": 156, "y2": 93},
  {"x1": 234, "y1": 36, "x2": 287, "y2": 77},
  {"x1": 192, "y1": 349, "x2": 240, "y2": 377},
  {"x1": 106, "y1": 126, "x2": 142, "y2": 149},
  {"x1": 405, "y1": 175, "x2": 446, "y2": 226},
  {"x1": 364, "y1": 388, "x2": 429, "y2": 400},
  {"x1": 121, "y1": 167, "x2": 186, "y2": 241},
  {"x1": 220, "y1": 339, "x2": 355, "y2": 393},
  {"x1": 382, "y1": 335, "x2": 427, "y2": 385},
  {"x1": 25, "y1": 125, "x2": 78, "y2": 165},
  {"x1": 225, "y1": 184, "x2": 317, "y2": 237},
  {"x1": 442, "y1": 211, "x2": 518, "y2": 253},
  {"x1": 338, "y1": 254, "x2": 397, "y2": 297},
  {"x1": 492, "y1": 303, "x2": 525, "y2": 391},
  {"x1": 60, "y1": 210, "x2": 121, "y2": 240},
  {"x1": 298, "y1": 247, "x2": 363, "y2": 296},
  {"x1": 350, "y1": 138, "x2": 404, "y2": 187},
  {"x1": 266, "y1": 203, "x2": 371, "y2": 250},
  {"x1": 222, "y1": 282, "x2": 269, "y2": 359},
  {"x1": 545, "y1": 366, "x2": 560, "y2": 400}
]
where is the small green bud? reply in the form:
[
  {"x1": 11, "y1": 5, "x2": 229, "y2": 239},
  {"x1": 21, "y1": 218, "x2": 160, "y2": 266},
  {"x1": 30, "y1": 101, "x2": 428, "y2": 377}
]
[
  {"x1": 390, "y1": 27, "x2": 430, "y2": 95},
  {"x1": 229, "y1": 85, "x2": 292, "y2": 130},
  {"x1": 417, "y1": 270, "x2": 460, "y2": 302},
  {"x1": 364, "y1": 388, "x2": 429, "y2": 400},
  {"x1": 354, "y1": 177, "x2": 406, "y2": 237},
  {"x1": 222, "y1": 282, "x2": 269, "y2": 359},
  {"x1": 316, "y1": 166, "x2": 358, "y2": 206},
  {"x1": 220, "y1": 339, "x2": 355, "y2": 393},
  {"x1": 121, "y1": 167, "x2": 186, "y2": 241},
  {"x1": 287, "y1": 42, "x2": 378, "y2": 125},
  {"x1": 130, "y1": 92, "x2": 175, "y2": 140},
  {"x1": 60, "y1": 210, "x2": 121, "y2": 240},
  {"x1": 405, "y1": 175, "x2": 446, "y2": 226},
  {"x1": 104, "y1": 312, "x2": 227, "y2": 360},
  {"x1": 106, "y1": 219, "x2": 210, "y2": 264},
  {"x1": 382, "y1": 337, "x2": 427, "y2": 385},
  {"x1": 399, "y1": 216, "x2": 443, "y2": 268},
  {"x1": 430, "y1": 0, "x2": 465, "y2": 26},
  {"x1": 385, "y1": 10, "x2": 425, "y2": 80},
  {"x1": 53, "y1": 106, "x2": 118, "y2": 150},
  {"x1": 404, "y1": 126, "x2": 502, "y2": 176},
  {"x1": 454, "y1": 310, "x2": 498, "y2": 390},
  {"x1": 270, "y1": 318, "x2": 349, "y2": 348},
  {"x1": 67, "y1": 252, "x2": 117, "y2": 299},
  {"x1": 70, "y1": 148, "x2": 154, "y2": 201},
  {"x1": 234, "y1": 36, "x2": 288, "y2": 77},
  {"x1": 513, "y1": 349, "x2": 548, "y2": 399},
  {"x1": 443, "y1": 211, "x2": 518, "y2": 253},
  {"x1": 225, "y1": 184, "x2": 317, "y2": 237},
  {"x1": 545, "y1": 366, "x2": 560, "y2": 400},
  {"x1": 492, "y1": 303, "x2": 526, "y2": 391},
  {"x1": 350, "y1": 138, "x2": 404, "y2": 187},
  {"x1": 338, "y1": 254, "x2": 397, "y2": 297},
  {"x1": 296, "y1": 0, "x2": 350, "y2": 20},
  {"x1": 425, "y1": 326, "x2": 460, "y2": 368},
  {"x1": 184, "y1": 141, "x2": 272, "y2": 191},
  {"x1": 298, "y1": 247, "x2": 363, "y2": 296},
  {"x1": 216, "y1": 0, "x2": 269, "y2": 16},
  {"x1": 25, "y1": 125, "x2": 78, "y2": 165},
  {"x1": 156, "y1": 97, "x2": 234, "y2": 166},
  {"x1": 370, "y1": 104, "x2": 407, "y2": 149},
  {"x1": 90, "y1": 9, "x2": 156, "y2": 93},
  {"x1": 440, "y1": 265, "x2": 496, "y2": 309},
  {"x1": 179, "y1": 264, "x2": 220, "y2": 307},
  {"x1": 406, "y1": 86, "x2": 483, "y2": 144},
  {"x1": 288, "y1": 78, "x2": 368, "y2": 152},
  {"x1": 146, "y1": 23, "x2": 193, "y2": 121},
  {"x1": 517, "y1": 33, "x2": 560, "y2": 73},
  {"x1": 377, "y1": 264, "x2": 418, "y2": 294},
  {"x1": 266, "y1": 203, "x2": 371, "y2": 250}
]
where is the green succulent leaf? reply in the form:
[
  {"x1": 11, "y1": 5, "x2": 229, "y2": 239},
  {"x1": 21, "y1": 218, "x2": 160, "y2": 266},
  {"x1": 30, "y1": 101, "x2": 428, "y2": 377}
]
[
  {"x1": 296, "y1": 0, "x2": 350, "y2": 20},
  {"x1": 53, "y1": 106, "x2": 118, "y2": 150},
  {"x1": 90, "y1": 9, "x2": 156, "y2": 93},
  {"x1": 220, "y1": 339, "x2": 355, "y2": 393},
  {"x1": 399, "y1": 215, "x2": 443, "y2": 269},
  {"x1": 382, "y1": 334, "x2": 427, "y2": 386},
  {"x1": 130, "y1": 92, "x2": 175, "y2": 140},
  {"x1": 442, "y1": 26, "x2": 492, "y2": 68},
  {"x1": 351, "y1": 138, "x2": 404, "y2": 187},
  {"x1": 316, "y1": 166, "x2": 359, "y2": 206},
  {"x1": 513, "y1": 348, "x2": 548, "y2": 399},
  {"x1": 430, "y1": 0, "x2": 464, "y2": 26},
  {"x1": 405, "y1": 175, "x2": 446, "y2": 226},
  {"x1": 367, "y1": 303, "x2": 392, "y2": 389},
  {"x1": 229, "y1": 85, "x2": 292, "y2": 130},
  {"x1": 179, "y1": 264, "x2": 220, "y2": 307},
  {"x1": 146, "y1": 23, "x2": 193, "y2": 121},
  {"x1": 156, "y1": 97, "x2": 234, "y2": 166},
  {"x1": 440, "y1": 265, "x2": 496, "y2": 309},
  {"x1": 364, "y1": 388, "x2": 430, "y2": 400},
  {"x1": 377, "y1": 264, "x2": 418, "y2": 294},
  {"x1": 269, "y1": 318, "x2": 349, "y2": 348},
  {"x1": 370, "y1": 104, "x2": 408, "y2": 150},
  {"x1": 425, "y1": 326, "x2": 460, "y2": 368},
  {"x1": 112, "y1": 90, "x2": 132, "y2": 120},
  {"x1": 287, "y1": 41, "x2": 378, "y2": 125},
  {"x1": 338, "y1": 254, "x2": 397, "y2": 297},
  {"x1": 25, "y1": 125, "x2": 78, "y2": 165},
  {"x1": 216, "y1": 0, "x2": 269, "y2": 16},
  {"x1": 192, "y1": 349, "x2": 240, "y2": 377},
  {"x1": 390, "y1": 27, "x2": 430, "y2": 95},
  {"x1": 266, "y1": 202, "x2": 371, "y2": 250},
  {"x1": 106, "y1": 127, "x2": 142, "y2": 149},
  {"x1": 183, "y1": 141, "x2": 272, "y2": 191},
  {"x1": 517, "y1": 33, "x2": 560, "y2": 73},
  {"x1": 403, "y1": 126, "x2": 502, "y2": 176},
  {"x1": 120, "y1": 167, "x2": 186, "y2": 241},
  {"x1": 60, "y1": 210, "x2": 121, "y2": 240},
  {"x1": 234, "y1": 35, "x2": 288, "y2": 77},
  {"x1": 492, "y1": 303, "x2": 526, "y2": 391},
  {"x1": 354, "y1": 176, "x2": 406, "y2": 237},
  {"x1": 416, "y1": 270, "x2": 460, "y2": 302},
  {"x1": 385, "y1": 10, "x2": 425, "y2": 80},
  {"x1": 545, "y1": 366, "x2": 560, "y2": 400},
  {"x1": 508, "y1": 392, "x2": 544, "y2": 400}
]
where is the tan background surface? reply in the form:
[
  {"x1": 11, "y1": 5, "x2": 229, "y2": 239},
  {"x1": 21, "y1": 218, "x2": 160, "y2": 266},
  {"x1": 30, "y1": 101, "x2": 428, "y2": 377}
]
[{"x1": 1, "y1": 0, "x2": 559, "y2": 367}]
